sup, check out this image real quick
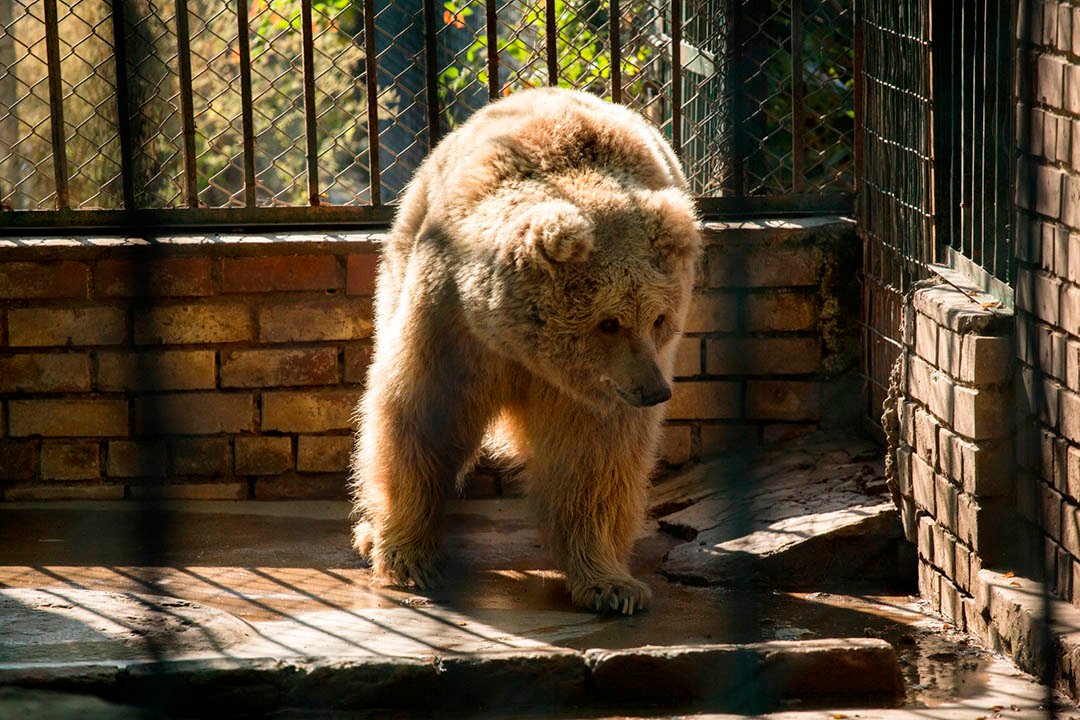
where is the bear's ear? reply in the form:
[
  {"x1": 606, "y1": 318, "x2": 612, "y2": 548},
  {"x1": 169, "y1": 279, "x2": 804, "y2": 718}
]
[
  {"x1": 640, "y1": 187, "x2": 701, "y2": 262},
  {"x1": 511, "y1": 200, "x2": 595, "y2": 266}
]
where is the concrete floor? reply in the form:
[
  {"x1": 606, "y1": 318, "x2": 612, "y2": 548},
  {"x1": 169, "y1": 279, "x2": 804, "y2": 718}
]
[{"x1": 0, "y1": 495, "x2": 1062, "y2": 717}]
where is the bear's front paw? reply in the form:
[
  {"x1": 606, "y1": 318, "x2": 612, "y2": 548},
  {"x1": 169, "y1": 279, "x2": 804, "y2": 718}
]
[
  {"x1": 373, "y1": 540, "x2": 441, "y2": 590},
  {"x1": 351, "y1": 519, "x2": 376, "y2": 561},
  {"x1": 570, "y1": 574, "x2": 652, "y2": 615}
]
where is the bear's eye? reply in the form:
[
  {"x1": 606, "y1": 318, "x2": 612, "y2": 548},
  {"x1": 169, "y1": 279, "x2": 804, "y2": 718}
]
[
  {"x1": 654, "y1": 314, "x2": 666, "y2": 328},
  {"x1": 598, "y1": 318, "x2": 620, "y2": 334}
]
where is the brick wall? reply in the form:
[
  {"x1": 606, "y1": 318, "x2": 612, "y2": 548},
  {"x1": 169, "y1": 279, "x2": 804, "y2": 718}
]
[
  {"x1": 0, "y1": 219, "x2": 858, "y2": 500},
  {"x1": 890, "y1": 281, "x2": 1016, "y2": 630},
  {"x1": 1017, "y1": 0, "x2": 1080, "y2": 604}
]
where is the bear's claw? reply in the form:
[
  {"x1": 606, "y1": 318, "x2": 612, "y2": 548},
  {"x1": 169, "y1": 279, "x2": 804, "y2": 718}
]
[
  {"x1": 572, "y1": 575, "x2": 652, "y2": 616},
  {"x1": 377, "y1": 543, "x2": 441, "y2": 590}
]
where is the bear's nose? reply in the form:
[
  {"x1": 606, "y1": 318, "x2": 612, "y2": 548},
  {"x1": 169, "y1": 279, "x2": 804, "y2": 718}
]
[{"x1": 637, "y1": 384, "x2": 672, "y2": 407}]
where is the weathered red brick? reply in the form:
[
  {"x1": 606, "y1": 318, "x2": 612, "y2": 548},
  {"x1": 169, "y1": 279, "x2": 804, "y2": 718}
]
[
  {"x1": 346, "y1": 253, "x2": 379, "y2": 296},
  {"x1": 222, "y1": 255, "x2": 340, "y2": 293},
  {"x1": 667, "y1": 381, "x2": 741, "y2": 420},
  {"x1": 135, "y1": 393, "x2": 254, "y2": 435},
  {"x1": 97, "y1": 350, "x2": 216, "y2": 391},
  {"x1": 261, "y1": 390, "x2": 360, "y2": 433},
  {"x1": 953, "y1": 385, "x2": 1011, "y2": 440},
  {"x1": 0, "y1": 440, "x2": 39, "y2": 481},
  {"x1": 4, "y1": 484, "x2": 124, "y2": 500},
  {"x1": 760, "y1": 425, "x2": 812, "y2": 447},
  {"x1": 744, "y1": 292, "x2": 818, "y2": 332},
  {"x1": 705, "y1": 337, "x2": 821, "y2": 376},
  {"x1": 253, "y1": 474, "x2": 349, "y2": 499},
  {"x1": 674, "y1": 337, "x2": 701, "y2": 376},
  {"x1": 657, "y1": 424, "x2": 692, "y2": 466},
  {"x1": 745, "y1": 380, "x2": 821, "y2": 421},
  {"x1": 699, "y1": 424, "x2": 759, "y2": 457},
  {"x1": 0, "y1": 353, "x2": 91, "y2": 392},
  {"x1": 40, "y1": 441, "x2": 100, "y2": 480},
  {"x1": 220, "y1": 347, "x2": 338, "y2": 388},
  {"x1": 296, "y1": 435, "x2": 353, "y2": 472},
  {"x1": 95, "y1": 258, "x2": 213, "y2": 297},
  {"x1": 170, "y1": 438, "x2": 232, "y2": 476},
  {"x1": 706, "y1": 243, "x2": 824, "y2": 288},
  {"x1": 9, "y1": 399, "x2": 128, "y2": 437},
  {"x1": 8, "y1": 307, "x2": 127, "y2": 347},
  {"x1": 128, "y1": 482, "x2": 246, "y2": 500},
  {"x1": 134, "y1": 303, "x2": 254, "y2": 345},
  {"x1": 258, "y1": 299, "x2": 373, "y2": 342},
  {"x1": 683, "y1": 292, "x2": 738, "y2": 333},
  {"x1": 0, "y1": 261, "x2": 88, "y2": 299},
  {"x1": 343, "y1": 342, "x2": 373, "y2": 384},
  {"x1": 235, "y1": 436, "x2": 292, "y2": 475},
  {"x1": 106, "y1": 440, "x2": 168, "y2": 477}
]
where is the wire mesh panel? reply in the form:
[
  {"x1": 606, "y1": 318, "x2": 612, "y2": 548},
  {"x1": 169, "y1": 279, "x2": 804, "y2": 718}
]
[
  {"x1": 0, "y1": 0, "x2": 855, "y2": 230},
  {"x1": 0, "y1": 0, "x2": 58, "y2": 210},
  {"x1": 855, "y1": 0, "x2": 934, "y2": 424}
]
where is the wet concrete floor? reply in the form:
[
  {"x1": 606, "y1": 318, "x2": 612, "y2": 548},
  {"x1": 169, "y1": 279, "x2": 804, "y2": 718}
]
[{"x1": 0, "y1": 497, "x2": 1060, "y2": 716}]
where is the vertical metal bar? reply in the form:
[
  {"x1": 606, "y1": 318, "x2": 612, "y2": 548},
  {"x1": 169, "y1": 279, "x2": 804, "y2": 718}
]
[
  {"x1": 728, "y1": 0, "x2": 745, "y2": 196},
  {"x1": 236, "y1": 0, "x2": 257, "y2": 207},
  {"x1": 670, "y1": 0, "x2": 682, "y2": 156},
  {"x1": 42, "y1": 0, "x2": 68, "y2": 209},
  {"x1": 175, "y1": 0, "x2": 199, "y2": 207},
  {"x1": 609, "y1": 0, "x2": 621, "y2": 102},
  {"x1": 790, "y1": 0, "x2": 805, "y2": 193},
  {"x1": 362, "y1": 0, "x2": 382, "y2": 204},
  {"x1": 423, "y1": 0, "x2": 441, "y2": 145},
  {"x1": 486, "y1": 0, "x2": 499, "y2": 101},
  {"x1": 110, "y1": 0, "x2": 136, "y2": 209},
  {"x1": 853, "y1": 0, "x2": 863, "y2": 210},
  {"x1": 545, "y1": 0, "x2": 558, "y2": 85},
  {"x1": 300, "y1": 0, "x2": 321, "y2": 205}
]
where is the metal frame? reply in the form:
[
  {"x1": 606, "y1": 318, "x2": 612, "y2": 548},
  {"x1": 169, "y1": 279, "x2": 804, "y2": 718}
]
[{"x1": 0, "y1": 0, "x2": 854, "y2": 234}]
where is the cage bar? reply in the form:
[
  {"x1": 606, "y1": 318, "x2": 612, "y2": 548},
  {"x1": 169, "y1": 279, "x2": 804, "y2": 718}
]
[
  {"x1": 42, "y1": 0, "x2": 69, "y2": 209},
  {"x1": 175, "y1": 0, "x2": 199, "y2": 208},
  {"x1": 486, "y1": 0, "x2": 499, "y2": 100},
  {"x1": 363, "y1": 0, "x2": 382, "y2": 205},
  {"x1": 609, "y1": 0, "x2": 621, "y2": 103},
  {"x1": 110, "y1": 0, "x2": 136, "y2": 210},
  {"x1": 237, "y1": 0, "x2": 257, "y2": 207},
  {"x1": 300, "y1": 0, "x2": 321, "y2": 206}
]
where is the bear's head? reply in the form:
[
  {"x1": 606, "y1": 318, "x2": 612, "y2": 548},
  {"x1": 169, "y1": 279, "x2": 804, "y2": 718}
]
[{"x1": 495, "y1": 185, "x2": 701, "y2": 411}]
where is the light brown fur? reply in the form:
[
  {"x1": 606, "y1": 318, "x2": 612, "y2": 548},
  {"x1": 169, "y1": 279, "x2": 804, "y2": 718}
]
[{"x1": 350, "y1": 88, "x2": 701, "y2": 614}]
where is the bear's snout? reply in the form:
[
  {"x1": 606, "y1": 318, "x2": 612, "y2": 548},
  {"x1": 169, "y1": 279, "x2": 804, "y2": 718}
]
[
  {"x1": 635, "y1": 383, "x2": 672, "y2": 407},
  {"x1": 616, "y1": 377, "x2": 673, "y2": 407}
]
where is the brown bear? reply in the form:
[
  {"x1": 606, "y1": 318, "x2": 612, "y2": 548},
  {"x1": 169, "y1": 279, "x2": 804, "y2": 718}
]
[{"x1": 350, "y1": 87, "x2": 701, "y2": 615}]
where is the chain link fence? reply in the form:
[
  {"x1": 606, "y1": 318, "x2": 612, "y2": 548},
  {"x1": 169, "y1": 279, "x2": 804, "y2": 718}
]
[{"x1": 0, "y1": 0, "x2": 854, "y2": 231}]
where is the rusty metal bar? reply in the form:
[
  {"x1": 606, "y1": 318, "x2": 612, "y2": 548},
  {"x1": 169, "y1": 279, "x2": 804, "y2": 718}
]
[
  {"x1": 42, "y1": 0, "x2": 68, "y2": 209},
  {"x1": 423, "y1": 0, "x2": 442, "y2": 146},
  {"x1": 790, "y1": 0, "x2": 805, "y2": 192},
  {"x1": 300, "y1": 0, "x2": 321, "y2": 206},
  {"x1": 486, "y1": 0, "x2": 499, "y2": 100},
  {"x1": 237, "y1": 0, "x2": 256, "y2": 207},
  {"x1": 670, "y1": 0, "x2": 681, "y2": 156},
  {"x1": 0, "y1": 204, "x2": 397, "y2": 233},
  {"x1": 545, "y1": 0, "x2": 557, "y2": 84},
  {"x1": 362, "y1": 0, "x2": 381, "y2": 205},
  {"x1": 109, "y1": 0, "x2": 136, "y2": 209},
  {"x1": 175, "y1": 0, "x2": 199, "y2": 207},
  {"x1": 609, "y1": 0, "x2": 621, "y2": 102}
]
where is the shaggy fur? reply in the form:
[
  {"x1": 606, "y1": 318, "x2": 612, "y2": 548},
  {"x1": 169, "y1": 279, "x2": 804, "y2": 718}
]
[{"x1": 349, "y1": 87, "x2": 701, "y2": 615}]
